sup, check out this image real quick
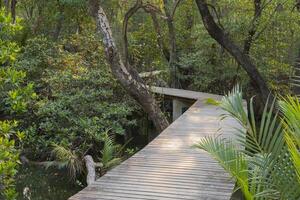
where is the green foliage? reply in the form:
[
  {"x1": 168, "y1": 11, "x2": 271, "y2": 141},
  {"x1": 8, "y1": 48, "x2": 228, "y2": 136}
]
[
  {"x1": 0, "y1": 10, "x2": 36, "y2": 115},
  {"x1": 1, "y1": 0, "x2": 299, "y2": 196},
  {"x1": 0, "y1": 9, "x2": 22, "y2": 65},
  {"x1": 279, "y1": 96, "x2": 300, "y2": 182},
  {"x1": 128, "y1": 13, "x2": 167, "y2": 72},
  {"x1": 0, "y1": 68, "x2": 36, "y2": 114},
  {"x1": 179, "y1": 1, "x2": 300, "y2": 95},
  {"x1": 179, "y1": 24, "x2": 242, "y2": 94},
  {"x1": 48, "y1": 130, "x2": 124, "y2": 180},
  {"x1": 0, "y1": 121, "x2": 23, "y2": 200},
  {"x1": 0, "y1": 10, "x2": 35, "y2": 200},
  {"x1": 205, "y1": 98, "x2": 220, "y2": 106},
  {"x1": 16, "y1": 34, "x2": 138, "y2": 159},
  {"x1": 100, "y1": 132, "x2": 122, "y2": 171},
  {"x1": 195, "y1": 87, "x2": 300, "y2": 199},
  {"x1": 50, "y1": 144, "x2": 83, "y2": 180}
]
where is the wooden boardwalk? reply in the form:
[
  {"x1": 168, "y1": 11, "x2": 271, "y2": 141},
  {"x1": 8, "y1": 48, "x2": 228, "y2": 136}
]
[{"x1": 69, "y1": 88, "x2": 241, "y2": 200}]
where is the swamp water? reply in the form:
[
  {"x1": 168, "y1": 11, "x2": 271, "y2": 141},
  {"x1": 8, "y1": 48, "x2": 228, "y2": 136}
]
[{"x1": 16, "y1": 165, "x2": 83, "y2": 200}]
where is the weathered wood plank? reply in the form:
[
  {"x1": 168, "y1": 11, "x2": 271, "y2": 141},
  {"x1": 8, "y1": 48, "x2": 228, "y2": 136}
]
[{"x1": 69, "y1": 88, "x2": 243, "y2": 200}]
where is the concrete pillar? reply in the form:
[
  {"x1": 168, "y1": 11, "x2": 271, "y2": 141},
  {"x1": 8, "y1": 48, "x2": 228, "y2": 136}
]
[{"x1": 172, "y1": 99, "x2": 189, "y2": 121}]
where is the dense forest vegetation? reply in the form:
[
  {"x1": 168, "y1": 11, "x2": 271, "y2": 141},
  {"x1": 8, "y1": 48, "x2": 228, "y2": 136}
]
[{"x1": 0, "y1": 0, "x2": 300, "y2": 199}]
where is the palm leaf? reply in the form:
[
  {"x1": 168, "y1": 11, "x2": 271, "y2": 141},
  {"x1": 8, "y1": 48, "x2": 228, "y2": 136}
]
[
  {"x1": 51, "y1": 144, "x2": 83, "y2": 180},
  {"x1": 194, "y1": 137, "x2": 276, "y2": 199},
  {"x1": 197, "y1": 86, "x2": 300, "y2": 199},
  {"x1": 279, "y1": 96, "x2": 300, "y2": 182},
  {"x1": 220, "y1": 86, "x2": 284, "y2": 157}
]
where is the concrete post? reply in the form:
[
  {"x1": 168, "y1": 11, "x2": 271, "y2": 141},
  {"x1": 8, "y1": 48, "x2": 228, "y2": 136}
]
[{"x1": 172, "y1": 99, "x2": 189, "y2": 121}]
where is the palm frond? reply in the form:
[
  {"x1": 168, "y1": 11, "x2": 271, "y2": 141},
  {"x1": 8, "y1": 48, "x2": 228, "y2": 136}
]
[
  {"x1": 279, "y1": 96, "x2": 300, "y2": 183},
  {"x1": 220, "y1": 86, "x2": 284, "y2": 157},
  {"x1": 195, "y1": 137, "x2": 254, "y2": 199},
  {"x1": 51, "y1": 144, "x2": 83, "y2": 180},
  {"x1": 196, "y1": 86, "x2": 300, "y2": 199}
]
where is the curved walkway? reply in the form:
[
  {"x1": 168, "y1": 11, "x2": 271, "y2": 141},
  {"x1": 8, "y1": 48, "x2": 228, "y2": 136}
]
[{"x1": 69, "y1": 88, "x2": 241, "y2": 200}]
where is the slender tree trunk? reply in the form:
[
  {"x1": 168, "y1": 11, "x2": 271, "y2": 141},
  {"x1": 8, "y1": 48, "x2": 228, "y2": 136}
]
[
  {"x1": 10, "y1": 0, "x2": 17, "y2": 23},
  {"x1": 243, "y1": 0, "x2": 262, "y2": 55},
  {"x1": 195, "y1": 0, "x2": 271, "y2": 103},
  {"x1": 53, "y1": 0, "x2": 64, "y2": 40},
  {"x1": 89, "y1": 1, "x2": 169, "y2": 133},
  {"x1": 32, "y1": 5, "x2": 43, "y2": 34},
  {"x1": 163, "y1": 0, "x2": 179, "y2": 88},
  {"x1": 232, "y1": 0, "x2": 262, "y2": 86},
  {"x1": 149, "y1": 13, "x2": 170, "y2": 61},
  {"x1": 76, "y1": 17, "x2": 82, "y2": 34}
]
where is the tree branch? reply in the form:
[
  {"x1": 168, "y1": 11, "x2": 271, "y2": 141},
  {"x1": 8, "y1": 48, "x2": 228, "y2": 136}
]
[
  {"x1": 163, "y1": 0, "x2": 179, "y2": 87},
  {"x1": 171, "y1": 0, "x2": 182, "y2": 19},
  {"x1": 243, "y1": 0, "x2": 262, "y2": 54},
  {"x1": 195, "y1": 0, "x2": 271, "y2": 102},
  {"x1": 148, "y1": 11, "x2": 170, "y2": 61},
  {"x1": 206, "y1": 3, "x2": 224, "y2": 30},
  {"x1": 123, "y1": 0, "x2": 143, "y2": 66}
]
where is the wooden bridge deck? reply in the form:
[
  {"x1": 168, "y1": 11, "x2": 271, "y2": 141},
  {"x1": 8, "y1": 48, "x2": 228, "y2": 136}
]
[{"x1": 69, "y1": 88, "x2": 241, "y2": 200}]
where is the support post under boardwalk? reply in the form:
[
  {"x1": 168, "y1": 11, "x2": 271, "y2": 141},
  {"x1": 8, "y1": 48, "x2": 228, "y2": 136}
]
[{"x1": 172, "y1": 99, "x2": 189, "y2": 121}]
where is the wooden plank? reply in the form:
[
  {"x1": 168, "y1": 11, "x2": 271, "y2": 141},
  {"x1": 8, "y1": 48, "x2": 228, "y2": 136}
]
[
  {"x1": 150, "y1": 86, "x2": 223, "y2": 101},
  {"x1": 69, "y1": 89, "x2": 243, "y2": 200}
]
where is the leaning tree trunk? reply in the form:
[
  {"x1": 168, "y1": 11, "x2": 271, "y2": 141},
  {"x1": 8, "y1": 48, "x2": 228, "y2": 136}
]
[
  {"x1": 195, "y1": 0, "x2": 271, "y2": 103},
  {"x1": 89, "y1": 2, "x2": 169, "y2": 133}
]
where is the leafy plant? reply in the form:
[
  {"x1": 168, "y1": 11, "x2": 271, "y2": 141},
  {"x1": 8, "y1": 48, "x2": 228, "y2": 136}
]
[
  {"x1": 205, "y1": 98, "x2": 220, "y2": 106},
  {"x1": 0, "y1": 10, "x2": 35, "y2": 200},
  {"x1": 0, "y1": 121, "x2": 23, "y2": 200},
  {"x1": 100, "y1": 132, "x2": 122, "y2": 172},
  {"x1": 18, "y1": 34, "x2": 138, "y2": 158},
  {"x1": 279, "y1": 96, "x2": 300, "y2": 182},
  {"x1": 51, "y1": 144, "x2": 83, "y2": 180},
  {"x1": 47, "y1": 130, "x2": 124, "y2": 181},
  {"x1": 195, "y1": 87, "x2": 300, "y2": 199}
]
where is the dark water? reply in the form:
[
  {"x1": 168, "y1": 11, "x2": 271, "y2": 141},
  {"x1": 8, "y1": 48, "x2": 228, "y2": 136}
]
[{"x1": 16, "y1": 165, "x2": 83, "y2": 200}]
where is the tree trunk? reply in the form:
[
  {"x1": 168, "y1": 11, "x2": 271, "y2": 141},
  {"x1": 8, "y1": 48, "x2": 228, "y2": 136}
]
[
  {"x1": 32, "y1": 5, "x2": 43, "y2": 34},
  {"x1": 53, "y1": 1, "x2": 64, "y2": 40},
  {"x1": 195, "y1": 0, "x2": 271, "y2": 103},
  {"x1": 243, "y1": 0, "x2": 262, "y2": 55},
  {"x1": 89, "y1": 1, "x2": 169, "y2": 133},
  {"x1": 10, "y1": 0, "x2": 17, "y2": 23},
  {"x1": 232, "y1": 0, "x2": 262, "y2": 87},
  {"x1": 163, "y1": 0, "x2": 179, "y2": 88},
  {"x1": 149, "y1": 12, "x2": 170, "y2": 61}
]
